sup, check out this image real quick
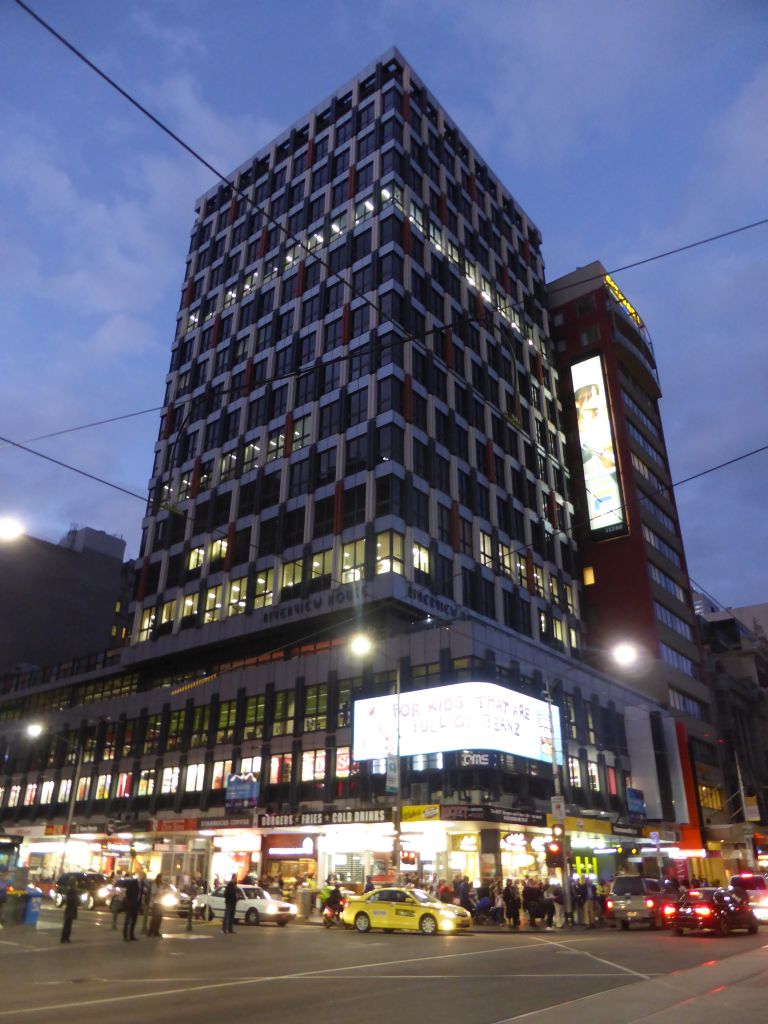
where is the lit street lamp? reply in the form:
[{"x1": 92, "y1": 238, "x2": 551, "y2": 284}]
[
  {"x1": 0, "y1": 517, "x2": 24, "y2": 542},
  {"x1": 348, "y1": 633, "x2": 403, "y2": 884},
  {"x1": 27, "y1": 722, "x2": 85, "y2": 878}
]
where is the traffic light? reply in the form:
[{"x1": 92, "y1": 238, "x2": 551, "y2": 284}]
[{"x1": 545, "y1": 840, "x2": 563, "y2": 869}]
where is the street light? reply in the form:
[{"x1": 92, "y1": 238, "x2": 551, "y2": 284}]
[
  {"x1": 348, "y1": 632, "x2": 403, "y2": 884},
  {"x1": 544, "y1": 641, "x2": 639, "y2": 925},
  {"x1": 26, "y1": 723, "x2": 84, "y2": 878},
  {"x1": 0, "y1": 517, "x2": 24, "y2": 542}
]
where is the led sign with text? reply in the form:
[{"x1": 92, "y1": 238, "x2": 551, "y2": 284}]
[
  {"x1": 571, "y1": 355, "x2": 625, "y2": 534},
  {"x1": 352, "y1": 681, "x2": 562, "y2": 765}
]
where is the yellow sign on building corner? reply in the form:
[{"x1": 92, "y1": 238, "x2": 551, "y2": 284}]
[{"x1": 401, "y1": 804, "x2": 441, "y2": 823}]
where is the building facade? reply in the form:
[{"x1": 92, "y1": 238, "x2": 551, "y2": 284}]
[{"x1": 0, "y1": 52, "x2": 700, "y2": 890}]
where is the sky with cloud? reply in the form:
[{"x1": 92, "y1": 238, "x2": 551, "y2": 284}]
[{"x1": 1, "y1": 0, "x2": 766, "y2": 608}]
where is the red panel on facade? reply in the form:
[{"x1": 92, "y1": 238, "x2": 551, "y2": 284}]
[{"x1": 224, "y1": 521, "x2": 236, "y2": 572}]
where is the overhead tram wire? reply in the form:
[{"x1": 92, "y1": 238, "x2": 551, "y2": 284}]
[
  {"x1": 13, "y1": 0, "x2": 416, "y2": 349},
  {"x1": 0, "y1": 406, "x2": 164, "y2": 452}
]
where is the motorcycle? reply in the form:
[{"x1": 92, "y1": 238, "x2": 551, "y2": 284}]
[{"x1": 322, "y1": 900, "x2": 346, "y2": 928}]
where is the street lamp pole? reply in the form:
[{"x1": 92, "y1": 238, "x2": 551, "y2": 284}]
[
  {"x1": 545, "y1": 682, "x2": 573, "y2": 925},
  {"x1": 59, "y1": 739, "x2": 85, "y2": 879}
]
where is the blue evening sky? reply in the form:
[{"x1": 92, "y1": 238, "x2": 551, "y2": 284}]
[{"x1": 1, "y1": 1, "x2": 766, "y2": 608}]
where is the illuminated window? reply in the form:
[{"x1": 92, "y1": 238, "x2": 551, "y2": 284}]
[
  {"x1": 311, "y1": 548, "x2": 333, "y2": 582},
  {"x1": 95, "y1": 775, "x2": 112, "y2": 800},
  {"x1": 76, "y1": 776, "x2": 90, "y2": 801},
  {"x1": 228, "y1": 577, "x2": 247, "y2": 615},
  {"x1": 553, "y1": 618, "x2": 564, "y2": 643},
  {"x1": 23, "y1": 784, "x2": 37, "y2": 806},
  {"x1": 464, "y1": 259, "x2": 477, "y2": 288},
  {"x1": 203, "y1": 584, "x2": 223, "y2": 624},
  {"x1": 607, "y1": 766, "x2": 618, "y2": 796},
  {"x1": 189, "y1": 705, "x2": 210, "y2": 747},
  {"x1": 302, "y1": 749, "x2": 326, "y2": 781},
  {"x1": 480, "y1": 532, "x2": 493, "y2": 569},
  {"x1": 220, "y1": 451, "x2": 238, "y2": 482},
  {"x1": 355, "y1": 198, "x2": 374, "y2": 225},
  {"x1": 116, "y1": 772, "x2": 132, "y2": 798},
  {"x1": 429, "y1": 220, "x2": 443, "y2": 252},
  {"x1": 160, "y1": 599, "x2": 176, "y2": 628},
  {"x1": 533, "y1": 565, "x2": 544, "y2": 596},
  {"x1": 57, "y1": 779, "x2": 71, "y2": 803},
  {"x1": 217, "y1": 700, "x2": 237, "y2": 744},
  {"x1": 240, "y1": 755, "x2": 262, "y2": 775},
  {"x1": 212, "y1": 760, "x2": 231, "y2": 790},
  {"x1": 375, "y1": 531, "x2": 404, "y2": 575},
  {"x1": 138, "y1": 608, "x2": 155, "y2": 642},
  {"x1": 243, "y1": 441, "x2": 261, "y2": 472},
  {"x1": 292, "y1": 415, "x2": 311, "y2": 452},
  {"x1": 272, "y1": 691, "x2": 295, "y2": 737},
  {"x1": 243, "y1": 696, "x2": 265, "y2": 740},
  {"x1": 253, "y1": 569, "x2": 274, "y2": 608},
  {"x1": 269, "y1": 753, "x2": 292, "y2": 785},
  {"x1": 583, "y1": 566, "x2": 595, "y2": 586},
  {"x1": 186, "y1": 763, "x2": 205, "y2": 792},
  {"x1": 565, "y1": 695, "x2": 577, "y2": 740},
  {"x1": 188, "y1": 547, "x2": 204, "y2": 572},
  {"x1": 267, "y1": 427, "x2": 285, "y2": 462},
  {"x1": 409, "y1": 200, "x2": 423, "y2": 231},
  {"x1": 341, "y1": 539, "x2": 365, "y2": 582},
  {"x1": 698, "y1": 784, "x2": 724, "y2": 811},
  {"x1": 281, "y1": 559, "x2": 303, "y2": 590},
  {"x1": 40, "y1": 780, "x2": 54, "y2": 804},
  {"x1": 304, "y1": 685, "x2": 327, "y2": 732},
  {"x1": 210, "y1": 538, "x2": 228, "y2": 564},
  {"x1": 567, "y1": 756, "x2": 581, "y2": 789},
  {"x1": 161, "y1": 767, "x2": 179, "y2": 794},
  {"x1": 336, "y1": 747, "x2": 351, "y2": 779},
  {"x1": 412, "y1": 542, "x2": 430, "y2": 576},
  {"x1": 587, "y1": 762, "x2": 600, "y2": 792},
  {"x1": 565, "y1": 584, "x2": 575, "y2": 614},
  {"x1": 499, "y1": 542, "x2": 513, "y2": 578},
  {"x1": 144, "y1": 714, "x2": 161, "y2": 755},
  {"x1": 8, "y1": 785, "x2": 20, "y2": 807},
  {"x1": 516, "y1": 553, "x2": 528, "y2": 588}
]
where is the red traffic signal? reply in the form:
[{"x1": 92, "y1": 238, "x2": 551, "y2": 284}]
[{"x1": 545, "y1": 840, "x2": 563, "y2": 868}]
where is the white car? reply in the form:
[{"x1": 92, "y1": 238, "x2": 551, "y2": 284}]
[{"x1": 195, "y1": 885, "x2": 297, "y2": 926}]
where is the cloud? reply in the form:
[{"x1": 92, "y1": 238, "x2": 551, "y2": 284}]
[{"x1": 131, "y1": 7, "x2": 207, "y2": 61}]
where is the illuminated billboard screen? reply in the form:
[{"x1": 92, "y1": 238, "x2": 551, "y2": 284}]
[
  {"x1": 352, "y1": 681, "x2": 562, "y2": 765},
  {"x1": 571, "y1": 355, "x2": 624, "y2": 533}
]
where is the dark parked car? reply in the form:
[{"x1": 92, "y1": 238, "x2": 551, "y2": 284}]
[
  {"x1": 52, "y1": 872, "x2": 111, "y2": 911},
  {"x1": 666, "y1": 886, "x2": 759, "y2": 937},
  {"x1": 108, "y1": 878, "x2": 194, "y2": 918}
]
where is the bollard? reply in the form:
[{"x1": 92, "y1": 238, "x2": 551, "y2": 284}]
[{"x1": 186, "y1": 898, "x2": 193, "y2": 933}]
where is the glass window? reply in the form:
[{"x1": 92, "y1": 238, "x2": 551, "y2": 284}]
[
  {"x1": 413, "y1": 542, "x2": 430, "y2": 576},
  {"x1": 188, "y1": 547, "x2": 204, "y2": 571},
  {"x1": 480, "y1": 532, "x2": 493, "y2": 569},
  {"x1": 269, "y1": 753, "x2": 292, "y2": 785},
  {"x1": 138, "y1": 769, "x2": 155, "y2": 797},
  {"x1": 567, "y1": 756, "x2": 581, "y2": 789},
  {"x1": 253, "y1": 568, "x2": 274, "y2": 608},
  {"x1": 336, "y1": 747, "x2": 351, "y2": 778},
  {"x1": 186, "y1": 763, "x2": 205, "y2": 792},
  {"x1": 212, "y1": 760, "x2": 232, "y2": 790},
  {"x1": 375, "y1": 530, "x2": 404, "y2": 575},
  {"x1": 203, "y1": 584, "x2": 223, "y2": 624},
  {"x1": 341, "y1": 538, "x2": 365, "y2": 582},
  {"x1": 161, "y1": 765, "x2": 180, "y2": 794},
  {"x1": 217, "y1": 700, "x2": 237, "y2": 744},
  {"x1": 228, "y1": 577, "x2": 248, "y2": 615},
  {"x1": 116, "y1": 772, "x2": 133, "y2": 799},
  {"x1": 302, "y1": 749, "x2": 327, "y2": 781},
  {"x1": 292, "y1": 415, "x2": 311, "y2": 451},
  {"x1": 311, "y1": 548, "x2": 333, "y2": 583},
  {"x1": 267, "y1": 427, "x2": 285, "y2": 462},
  {"x1": 304, "y1": 685, "x2": 328, "y2": 732},
  {"x1": 273, "y1": 691, "x2": 295, "y2": 737},
  {"x1": 281, "y1": 559, "x2": 303, "y2": 591}
]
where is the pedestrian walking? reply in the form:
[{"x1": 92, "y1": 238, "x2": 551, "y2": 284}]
[
  {"x1": 581, "y1": 877, "x2": 597, "y2": 928},
  {"x1": 123, "y1": 873, "x2": 141, "y2": 942},
  {"x1": 223, "y1": 874, "x2": 238, "y2": 934},
  {"x1": 61, "y1": 878, "x2": 79, "y2": 943},
  {"x1": 522, "y1": 878, "x2": 542, "y2": 928},
  {"x1": 147, "y1": 874, "x2": 166, "y2": 937},
  {"x1": 363, "y1": 875, "x2": 375, "y2": 893},
  {"x1": 541, "y1": 883, "x2": 556, "y2": 929}
]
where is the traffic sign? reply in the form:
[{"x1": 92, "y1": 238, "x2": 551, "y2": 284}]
[{"x1": 551, "y1": 796, "x2": 566, "y2": 821}]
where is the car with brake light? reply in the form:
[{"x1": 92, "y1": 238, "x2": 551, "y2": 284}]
[
  {"x1": 606, "y1": 875, "x2": 666, "y2": 929},
  {"x1": 194, "y1": 884, "x2": 297, "y2": 926},
  {"x1": 341, "y1": 886, "x2": 472, "y2": 935},
  {"x1": 727, "y1": 873, "x2": 768, "y2": 922},
  {"x1": 665, "y1": 886, "x2": 758, "y2": 936}
]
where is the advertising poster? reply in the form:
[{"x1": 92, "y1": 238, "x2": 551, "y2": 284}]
[
  {"x1": 352, "y1": 681, "x2": 562, "y2": 765},
  {"x1": 571, "y1": 355, "x2": 625, "y2": 534},
  {"x1": 224, "y1": 773, "x2": 260, "y2": 811}
]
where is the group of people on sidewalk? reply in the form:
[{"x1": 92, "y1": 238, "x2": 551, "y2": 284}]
[{"x1": 433, "y1": 874, "x2": 608, "y2": 930}]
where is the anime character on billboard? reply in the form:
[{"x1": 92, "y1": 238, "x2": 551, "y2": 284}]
[{"x1": 572, "y1": 361, "x2": 623, "y2": 529}]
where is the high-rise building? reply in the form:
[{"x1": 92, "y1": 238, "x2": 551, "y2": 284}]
[
  {"x1": 548, "y1": 261, "x2": 716, "y2": 853},
  {"x1": 0, "y1": 53, "x2": 699, "y2": 888}
]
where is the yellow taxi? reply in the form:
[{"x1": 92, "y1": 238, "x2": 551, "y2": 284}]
[{"x1": 340, "y1": 887, "x2": 472, "y2": 935}]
